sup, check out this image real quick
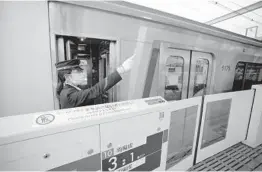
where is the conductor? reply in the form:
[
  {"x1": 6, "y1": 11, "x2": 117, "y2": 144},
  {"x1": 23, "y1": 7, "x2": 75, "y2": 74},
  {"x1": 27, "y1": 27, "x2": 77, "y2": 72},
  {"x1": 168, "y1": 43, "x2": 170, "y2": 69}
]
[{"x1": 55, "y1": 54, "x2": 134, "y2": 109}]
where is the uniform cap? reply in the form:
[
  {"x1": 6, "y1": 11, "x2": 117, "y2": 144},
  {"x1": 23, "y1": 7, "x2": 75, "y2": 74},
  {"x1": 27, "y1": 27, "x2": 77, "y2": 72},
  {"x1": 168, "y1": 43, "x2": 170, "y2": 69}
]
[{"x1": 55, "y1": 59, "x2": 81, "y2": 71}]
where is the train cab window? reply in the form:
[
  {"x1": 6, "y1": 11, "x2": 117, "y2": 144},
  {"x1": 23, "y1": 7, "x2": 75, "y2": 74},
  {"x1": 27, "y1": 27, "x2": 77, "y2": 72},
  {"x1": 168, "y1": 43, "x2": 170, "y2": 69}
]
[
  {"x1": 193, "y1": 59, "x2": 209, "y2": 96},
  {"x1": 164, "y1": 56, "x2": 184, "y2": 101},
  {"x1": 244, "y1": 63, "x2": 258, "y2": 89},
  {"x1": 244, "y1": 63, "x2": 262, "y2": 89},
  {"x1": 233, "y1": 62, "x2": 262, "y2": 91},
  {"x1": 258, "y1": 66, "x2": 262, "y2": 82},
  {"x1": 55, "y1": 35, "x2": 114, "y2": 109},
  {"x1": 232, "y1": 62, "x2": 246, "y2": 91}
]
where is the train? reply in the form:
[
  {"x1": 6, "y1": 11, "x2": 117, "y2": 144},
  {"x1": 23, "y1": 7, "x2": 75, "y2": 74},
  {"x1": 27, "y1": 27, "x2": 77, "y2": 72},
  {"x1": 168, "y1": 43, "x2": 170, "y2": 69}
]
[
  {"x1": 1, "y1": 0, "x2": 262, "y2": 117},
  {"x1": 1, "y1": 1, "x2": 262, "y2": 170}
]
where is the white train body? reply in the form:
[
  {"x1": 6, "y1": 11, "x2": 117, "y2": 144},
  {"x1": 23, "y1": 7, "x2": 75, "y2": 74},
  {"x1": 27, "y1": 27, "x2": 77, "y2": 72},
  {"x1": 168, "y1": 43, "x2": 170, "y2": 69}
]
[{"x1": 1, "y1": 1, "x2": 262, "y2": 117}]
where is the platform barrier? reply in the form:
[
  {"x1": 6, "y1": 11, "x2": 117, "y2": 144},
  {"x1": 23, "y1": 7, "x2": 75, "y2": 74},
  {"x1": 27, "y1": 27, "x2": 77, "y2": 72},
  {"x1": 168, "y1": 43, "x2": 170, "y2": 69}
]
[
  {"x1": 244, "y1": 84, "x2": 262, "y2": 148},
  {"x1": 165, "y1": 97, "x2": 202, "y2": 171},
  {"x1": 0, "y1": 96, "x2": 171, "y2": 171},
  {"x1": 1, "y1": 85, "x2": 262, "y2": 171},
  {"x1": 195, "y1": 90, "x2": 254, "y2": 163}
]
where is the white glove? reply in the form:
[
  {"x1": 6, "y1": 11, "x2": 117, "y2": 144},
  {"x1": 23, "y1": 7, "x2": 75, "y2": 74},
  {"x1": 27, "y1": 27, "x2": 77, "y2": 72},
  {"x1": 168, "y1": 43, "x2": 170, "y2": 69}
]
[{"x1": 117, "y1": 54, "x2": 135, "y2": 74}]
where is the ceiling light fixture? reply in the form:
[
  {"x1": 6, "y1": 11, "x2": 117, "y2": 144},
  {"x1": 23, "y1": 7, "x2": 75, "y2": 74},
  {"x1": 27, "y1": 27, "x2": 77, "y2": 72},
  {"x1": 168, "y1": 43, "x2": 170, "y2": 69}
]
[{"x1": 142, "y1": 16, "x2": 152, "y2": 20}]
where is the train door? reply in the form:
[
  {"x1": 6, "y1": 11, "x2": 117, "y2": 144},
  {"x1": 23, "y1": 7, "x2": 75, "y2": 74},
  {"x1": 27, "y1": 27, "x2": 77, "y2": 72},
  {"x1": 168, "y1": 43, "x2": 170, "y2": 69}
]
[
  {"x1": 159, "y1": 44, "x2": 213, "y2": 100},
  {"x1": 188, "y1": 52, "x2": 213, "y2": 98},
  {"x1": 159, "y1": 47, "x2": 190, "y2": 101}
]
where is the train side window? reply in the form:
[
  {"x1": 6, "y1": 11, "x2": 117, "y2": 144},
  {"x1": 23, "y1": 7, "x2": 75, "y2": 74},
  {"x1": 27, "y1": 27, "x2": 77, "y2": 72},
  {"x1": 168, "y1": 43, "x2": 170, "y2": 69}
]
[
  {"x1": 258, "y1": 65, "x2": 262, "y2": 83},
  {"x1": 193, "y1": 59, "x2": 209, "y2": 96},
  {"x1": 233, "y1": 62, "x2": 262, "y2": 91},
  {"x1": 244, "y1": 63, "x2": 262, "y2": 89},
  {"x1": 164, "y1": 56, "x2": 184, "y2": 101},
  {"x1": 232, "y1": 62, "x2": 246, "y2": 91}
]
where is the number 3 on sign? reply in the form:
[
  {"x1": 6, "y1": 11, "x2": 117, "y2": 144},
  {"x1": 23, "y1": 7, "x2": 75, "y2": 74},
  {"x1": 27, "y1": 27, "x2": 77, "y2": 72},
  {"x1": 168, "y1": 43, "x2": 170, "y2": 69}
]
[{"x1": 108, "y1": 157, "x2": 117, "y2": 171}]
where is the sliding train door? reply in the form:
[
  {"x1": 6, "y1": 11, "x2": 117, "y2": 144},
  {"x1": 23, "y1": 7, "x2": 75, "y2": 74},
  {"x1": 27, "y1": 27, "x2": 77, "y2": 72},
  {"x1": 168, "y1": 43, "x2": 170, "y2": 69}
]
[
  {"x1": 159, "y1": 44, "x2": 213, "y2": 100},
  {"x1": 159, "y1": 45, "x2": 190, "y2": 101},
  {"x1": 188, "y1": 52, "x2": 213, "y2": 98}
]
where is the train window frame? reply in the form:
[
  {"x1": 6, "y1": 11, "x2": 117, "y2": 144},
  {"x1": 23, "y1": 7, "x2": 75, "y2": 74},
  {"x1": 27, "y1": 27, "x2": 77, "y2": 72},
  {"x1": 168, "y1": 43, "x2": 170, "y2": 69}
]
[
  {"x1": 232, "y1": 61, "x2": 262, "y2": 91},
  {"x1": 164, "y1": 55, "x2": 184, "y2": 101},
  {"x1": 192, "y1": 58, "x2": 210, "y2": 96},
  {"x1": 51, "y1": 34, "x2": 119, "y2": 109}
]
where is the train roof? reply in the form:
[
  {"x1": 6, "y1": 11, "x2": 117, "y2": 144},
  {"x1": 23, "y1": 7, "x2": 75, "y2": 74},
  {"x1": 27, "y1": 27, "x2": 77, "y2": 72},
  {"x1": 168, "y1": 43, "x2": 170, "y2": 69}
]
[{"x1": 53, "y1": 0, "x2": 262, "y2": 48}]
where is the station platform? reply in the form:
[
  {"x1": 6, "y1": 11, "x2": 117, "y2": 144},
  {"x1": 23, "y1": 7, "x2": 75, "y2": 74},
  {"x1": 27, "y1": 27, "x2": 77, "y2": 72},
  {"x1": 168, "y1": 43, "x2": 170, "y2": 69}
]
[{"x1": 189, "y1": 143, "x2": 262, "y2": 171}]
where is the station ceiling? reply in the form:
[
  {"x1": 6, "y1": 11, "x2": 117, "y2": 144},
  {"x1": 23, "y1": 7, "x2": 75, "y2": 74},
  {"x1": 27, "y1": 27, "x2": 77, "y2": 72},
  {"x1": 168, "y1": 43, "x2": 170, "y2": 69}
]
[{"x1": 124, "y1": 0, "x2": 262, "y2": 41}]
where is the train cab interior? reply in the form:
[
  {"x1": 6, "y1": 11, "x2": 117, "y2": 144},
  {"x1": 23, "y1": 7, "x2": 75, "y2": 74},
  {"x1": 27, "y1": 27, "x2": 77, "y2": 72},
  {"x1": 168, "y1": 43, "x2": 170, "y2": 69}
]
[{"x1": 56, "y1": 35, "x2": 114, "y2": 105}]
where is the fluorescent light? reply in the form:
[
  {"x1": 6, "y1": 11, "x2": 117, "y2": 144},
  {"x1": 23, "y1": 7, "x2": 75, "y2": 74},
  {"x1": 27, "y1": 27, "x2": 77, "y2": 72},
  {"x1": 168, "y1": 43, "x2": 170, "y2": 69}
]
[{"x1": 142, "y1": 16, "x2": 152, "y2": 20}]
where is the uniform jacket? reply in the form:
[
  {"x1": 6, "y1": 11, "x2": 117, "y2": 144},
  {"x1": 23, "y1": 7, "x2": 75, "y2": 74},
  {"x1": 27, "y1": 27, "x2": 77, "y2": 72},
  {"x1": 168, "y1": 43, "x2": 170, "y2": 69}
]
[{"x1": 59, "y1": 70, "x2": 122, "y2": 109}]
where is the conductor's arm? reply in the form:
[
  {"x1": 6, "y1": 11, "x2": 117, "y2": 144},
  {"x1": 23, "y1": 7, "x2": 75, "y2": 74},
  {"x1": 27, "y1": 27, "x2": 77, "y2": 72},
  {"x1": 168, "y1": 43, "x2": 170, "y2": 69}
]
[
  {"x1": 68, "y1": 54, "x2": 135, "y2": 106},
  {"x1": 68, "y1": 70, "x2": 122, "y2": 106}
]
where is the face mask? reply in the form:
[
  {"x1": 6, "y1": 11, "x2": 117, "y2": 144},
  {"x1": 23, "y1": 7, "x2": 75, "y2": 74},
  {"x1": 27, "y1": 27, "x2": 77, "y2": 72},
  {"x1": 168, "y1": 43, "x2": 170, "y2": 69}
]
[{"x1": 70, "y1": 69, "x2": 87, "y2": 86}]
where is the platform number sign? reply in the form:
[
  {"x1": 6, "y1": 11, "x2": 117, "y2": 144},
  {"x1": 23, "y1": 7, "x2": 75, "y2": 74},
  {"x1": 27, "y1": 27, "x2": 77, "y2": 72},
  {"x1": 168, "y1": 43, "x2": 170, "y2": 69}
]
[
  {"x1": 102, "y1": 131, "x2": 167, "y2": 171},
  {"x1": 105, "y1": 151, "x2": 136, "y2": 171}
]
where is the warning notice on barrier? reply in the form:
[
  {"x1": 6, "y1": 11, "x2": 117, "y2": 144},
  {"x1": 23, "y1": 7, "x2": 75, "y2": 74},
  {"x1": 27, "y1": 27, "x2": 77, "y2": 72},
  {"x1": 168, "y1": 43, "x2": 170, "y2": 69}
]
[
  {"x1": 67, "y1": 101, "x2": 137, "y2": 122},
  {"x1": 32, "y1": 100, "x2": 138, "y2": 128},
  {"x1": 32, "y1": 97, "x2": 166, "y2": 128}
]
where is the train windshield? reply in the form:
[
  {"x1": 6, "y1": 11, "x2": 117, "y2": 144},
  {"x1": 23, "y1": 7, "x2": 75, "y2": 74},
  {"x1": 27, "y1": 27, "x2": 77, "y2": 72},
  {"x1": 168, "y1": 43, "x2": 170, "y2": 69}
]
[{"x1": 164, "y1": 56, "x2": 184, "y2": 101}]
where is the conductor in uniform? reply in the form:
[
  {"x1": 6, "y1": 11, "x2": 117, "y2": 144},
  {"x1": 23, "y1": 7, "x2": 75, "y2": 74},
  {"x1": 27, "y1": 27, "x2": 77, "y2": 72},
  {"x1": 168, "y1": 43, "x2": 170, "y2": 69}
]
[{"x1": 55, "y1": 55, "x2": 134, "y2": 109}]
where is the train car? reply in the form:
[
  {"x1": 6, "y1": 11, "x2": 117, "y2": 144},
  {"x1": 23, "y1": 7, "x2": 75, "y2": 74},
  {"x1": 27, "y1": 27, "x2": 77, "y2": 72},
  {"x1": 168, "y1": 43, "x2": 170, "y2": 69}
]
[{"x1": 1, "y1": 0, "x2": 262, "y2": 117}]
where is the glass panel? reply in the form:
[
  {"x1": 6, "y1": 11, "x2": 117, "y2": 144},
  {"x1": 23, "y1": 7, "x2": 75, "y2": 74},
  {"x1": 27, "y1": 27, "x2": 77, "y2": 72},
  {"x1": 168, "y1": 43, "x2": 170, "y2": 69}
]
[
  {"x1": 193, "y1": 59, "x2": 209, "y2": 96},
  {"x1": 166, "y1": 106, "x2": 198, "y2": 169},
  {"x1": 244, "y1": 63, "x2": 260, "y2": 90},
  {"x1": 201, "y1": 99, "x2": 232, "y2": 149},
  {"x1": 232, "y1": 62, "x2": 246, "y2": 91},
  {"x1": 233, "y1": 62, "x2": 262, "y2": 91},
  {"x1": 258, "y1": 66, "x2": 262, "y2": 83},
  {"x1": 164, "y1": 56, "x2": 184, "y2": 101}
]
